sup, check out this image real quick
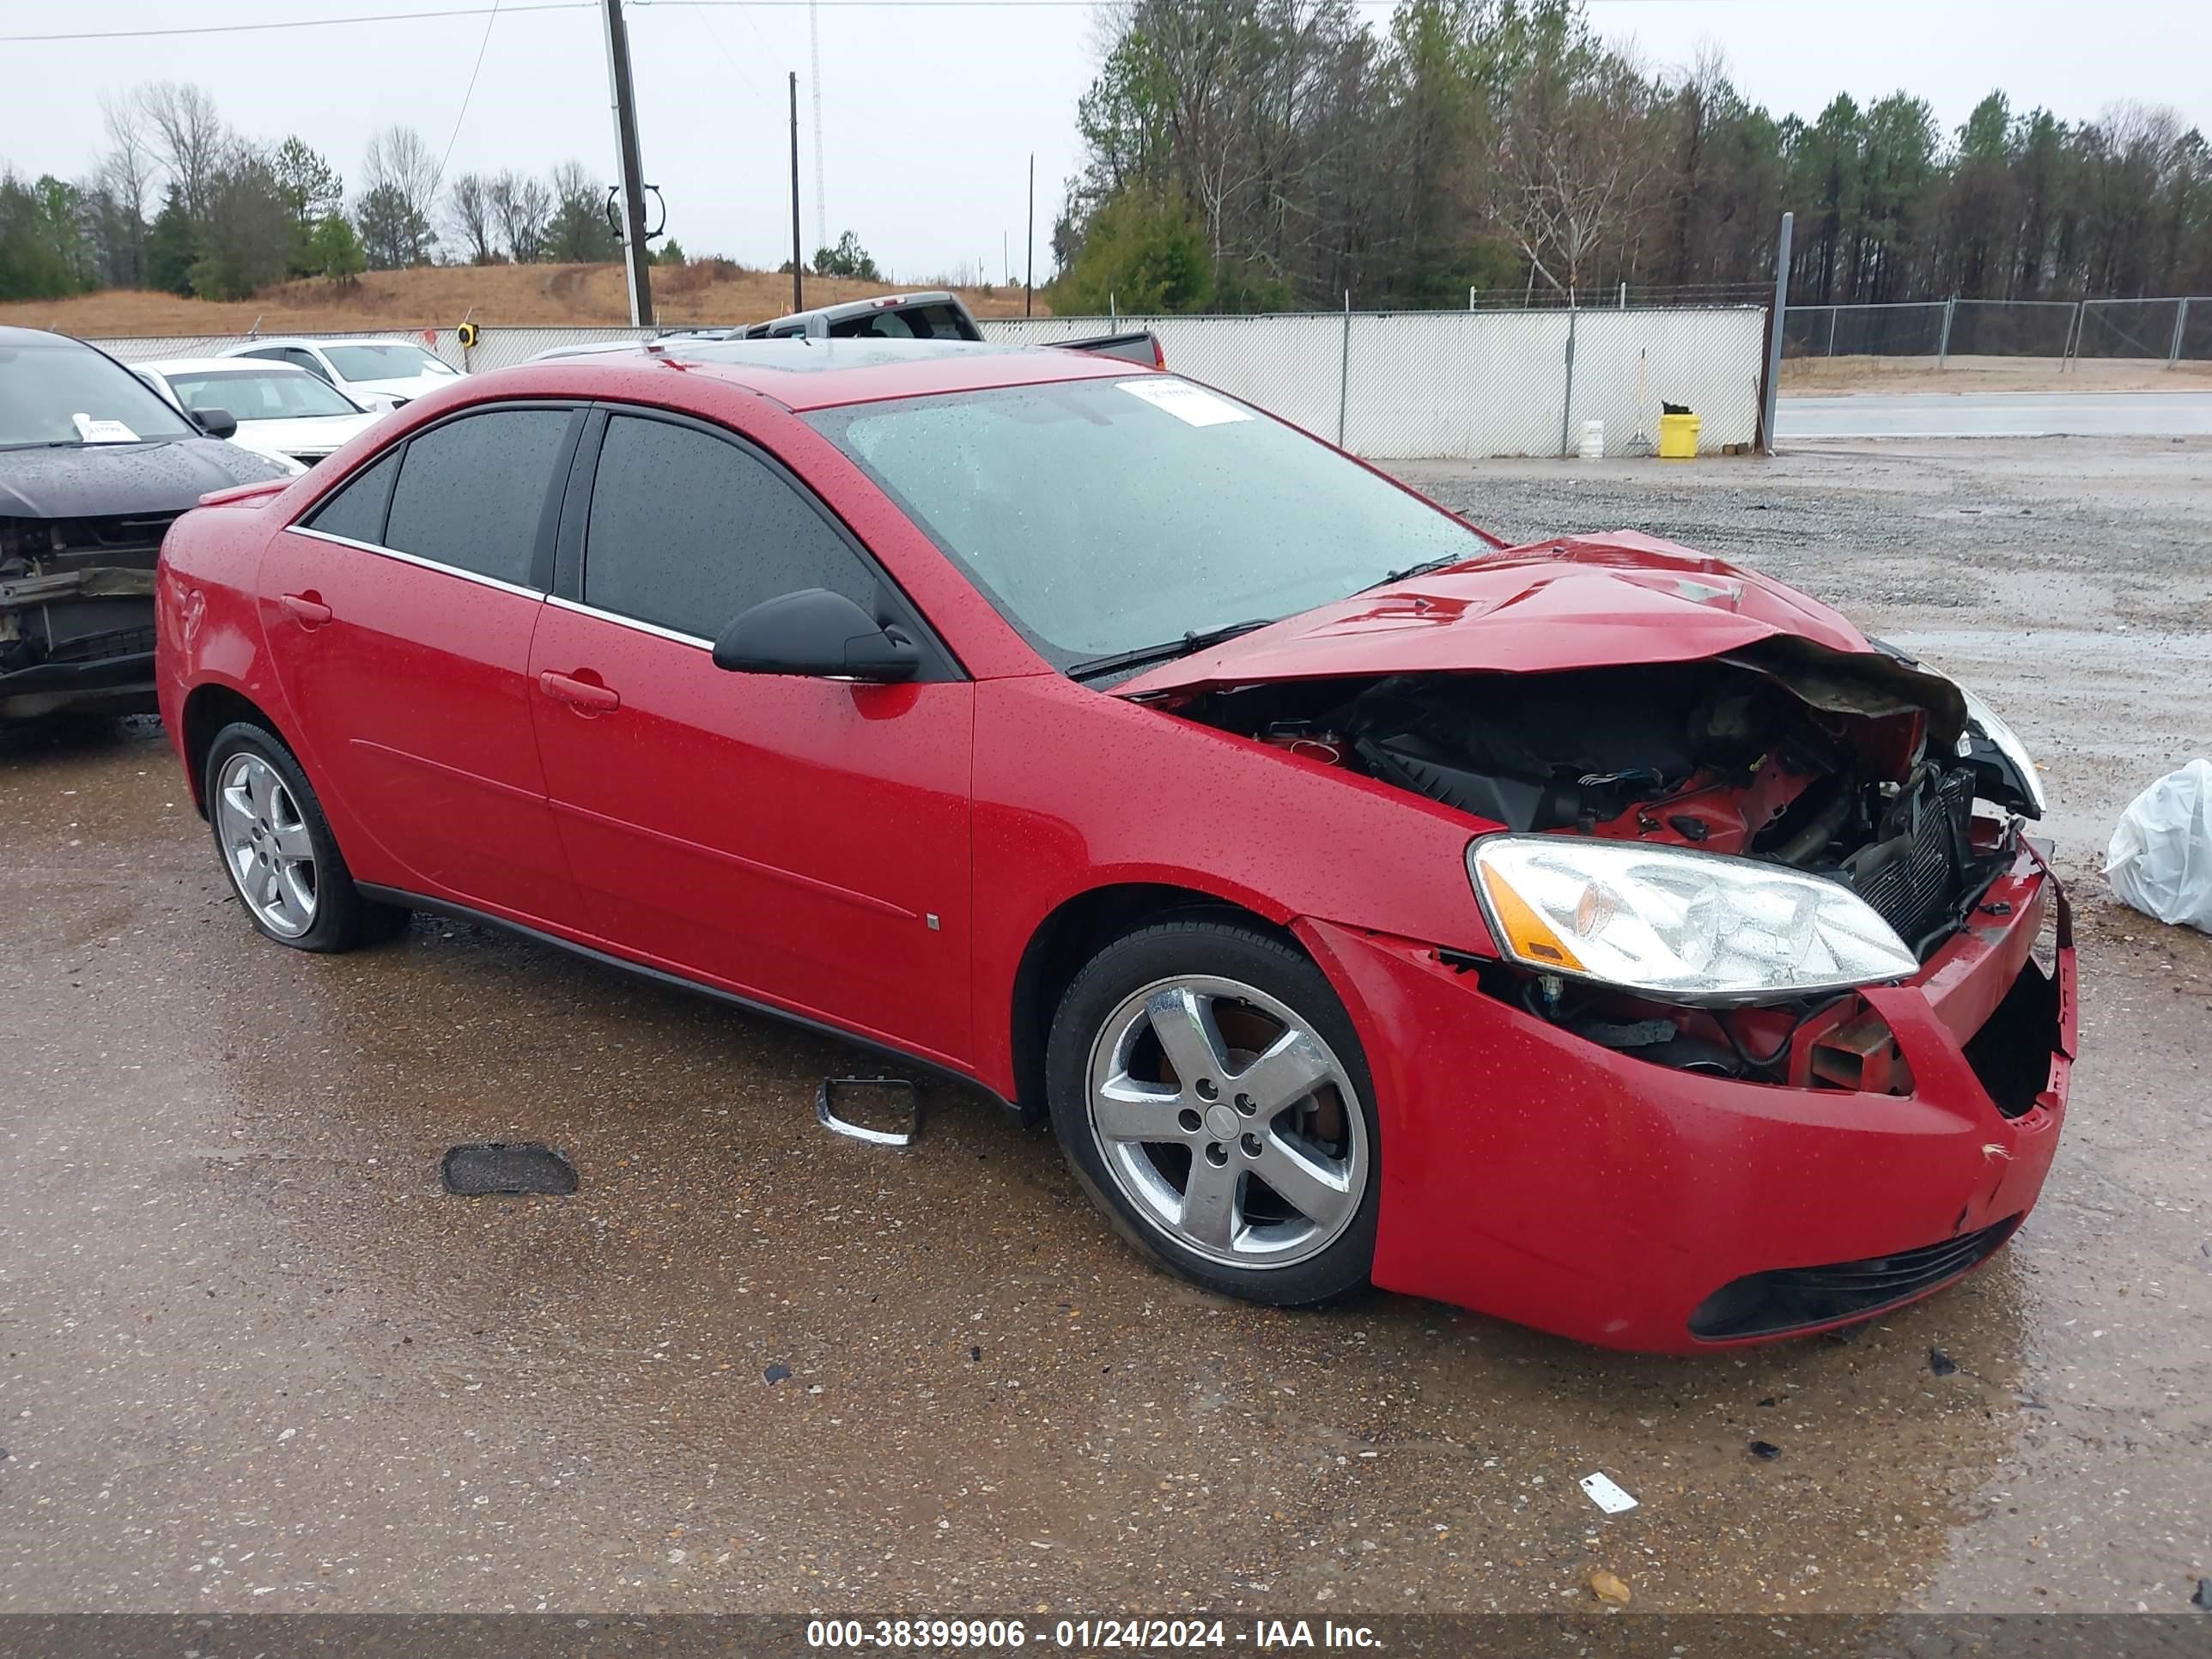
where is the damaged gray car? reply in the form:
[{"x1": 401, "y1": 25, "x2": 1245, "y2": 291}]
[{"x1": 1, "y1": 325, "x2": 289, "y2": 721}]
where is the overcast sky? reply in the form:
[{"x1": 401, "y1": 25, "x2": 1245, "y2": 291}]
[{"x1": 3, "y1": 0, "x2": 2207, "y2": 283}]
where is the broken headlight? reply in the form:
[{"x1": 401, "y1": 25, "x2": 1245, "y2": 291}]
[
  {"x1": 1467, "y1": 835, "x2": 1919, "y2": 1005},
  {"x1": 1954, "y1": 684, "x2": 2046, "y2": 817}
]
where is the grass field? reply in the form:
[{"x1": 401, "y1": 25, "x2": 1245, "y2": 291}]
[{"x1": 0, "y1": 260, "x2": 1048, "y2": 337}]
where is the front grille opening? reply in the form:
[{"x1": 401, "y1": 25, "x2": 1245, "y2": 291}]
[
  {"x1": 1689, "y1": 1216, "x2": 2021, "y2": 1341},
  {"x1": 1962, "y1": 956, "x2": 2063, "y2": 1118}
]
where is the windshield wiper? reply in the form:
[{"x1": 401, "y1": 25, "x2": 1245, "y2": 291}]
[
  {"x1": 1066, "y1": 617, "x2": 1274, "y2": 684},
  {"x1": 1358, "y1": 554, "x2": 1468, "y2": 593}
]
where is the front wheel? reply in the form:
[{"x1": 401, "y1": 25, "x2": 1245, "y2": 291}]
[{"x1": 1046, "y1": 918, "x2": 1380, "y2": 1307}]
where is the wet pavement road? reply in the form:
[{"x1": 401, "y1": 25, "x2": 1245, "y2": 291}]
[
  {"x1": 3, "y1": 438, "x2": 2209, "y2": 1617},
  {"x1": 1777, "y1": 390, "x2": 2212, "y2": 441}
]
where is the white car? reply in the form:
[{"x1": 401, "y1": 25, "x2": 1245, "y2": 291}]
[
  {"x1": 136, "y1": 357, "x2": 387, "y2": 471},
  {"x1": 218, "y1": 336, "x2": 462, "y2": 407}
]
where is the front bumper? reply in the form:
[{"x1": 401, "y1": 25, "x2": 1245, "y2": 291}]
[
  {"x1": 1299, "y1": 843, "x2": 2075, "y2": 1352},
  {"x1": 0, "y1": 647, "x2": 158, "y2": 720}
]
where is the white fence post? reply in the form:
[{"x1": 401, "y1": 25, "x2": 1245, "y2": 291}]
[
  {"x1": 2170, "y1": 297, "x2": 2191, "y2": 368},
  {"x1": 1936, "y1": 296, "x2": 1956, "y2": 368}
]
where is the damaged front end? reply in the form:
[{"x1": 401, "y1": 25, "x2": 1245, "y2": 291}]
[
  {"x1": 1156, "y1": 635, "x2": 2049, "y2": 1099},
  {"x1": 0, "y1": 511, "x2": 171, "y2": 720}
]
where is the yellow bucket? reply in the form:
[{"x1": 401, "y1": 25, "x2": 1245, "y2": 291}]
[{"x1": 1658, "y1": 411, "x2": 1700, "y2": 459}]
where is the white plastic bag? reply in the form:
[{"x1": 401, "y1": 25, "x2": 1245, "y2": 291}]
[{"x1": 2106, "y1": 758, "x2": 2212, "y2": 932}]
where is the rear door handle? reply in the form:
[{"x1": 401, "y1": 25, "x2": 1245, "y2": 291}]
[
  {"x1": 538, "y1": 670, "x2": 621, "y2": 713},
  {"x1": 278, "y1": 592, "x2": 332, "y2": 627}
]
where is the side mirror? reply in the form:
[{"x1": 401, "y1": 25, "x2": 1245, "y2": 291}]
[
  {"x1": 712, "y1": 587, "x2": 919, "y2": 683},
  {"x1": 192, "y1": 406, "x2": 239, "y2": 440}
]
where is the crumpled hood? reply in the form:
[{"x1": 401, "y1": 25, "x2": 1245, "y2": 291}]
[
  {"x1": 0, "y1": 439, "x2": 290, "y2": 520},
  {"x1": 1119, "y1": 532, "x2": 1876, "y2": 697}
]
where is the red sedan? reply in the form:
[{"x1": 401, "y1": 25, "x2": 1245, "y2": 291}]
[{"x1": 155, "y1": 341, "x2": 2075, "y2": 1352}]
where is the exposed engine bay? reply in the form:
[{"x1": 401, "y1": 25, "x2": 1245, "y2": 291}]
[{"x1": 1158, "y1": 639, "x2": 2045, "y2": 1092}]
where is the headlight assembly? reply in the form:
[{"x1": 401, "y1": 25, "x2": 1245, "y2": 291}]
[
  {"x1": 1468, "y1": 835, "x2": 1920, "y2": 1005},
  {"x1": 1955, "y1": 684, "x2": 2046, "y2": 817}
]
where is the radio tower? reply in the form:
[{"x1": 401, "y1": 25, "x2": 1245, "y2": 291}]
[{"x1": 809, "y1": 0, "x2": 827, "y2": 258}]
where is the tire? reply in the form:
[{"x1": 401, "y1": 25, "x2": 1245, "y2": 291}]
[
  {"x1": 202, "y1": 720, "x2": 409, "y2": 953},
  {"x1": 1046, "y1": 917, "x2": 1380, "y2": 1307}
]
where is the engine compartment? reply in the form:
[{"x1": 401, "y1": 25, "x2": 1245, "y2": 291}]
[{"x1": 1156, "y1": 643, "x2": 2033, "y2": 1090}]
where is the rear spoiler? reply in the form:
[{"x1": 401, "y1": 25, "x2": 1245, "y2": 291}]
[
  {"x1": 197, "y1": 478, "x2": 292, "y2": 509},
  {"x1": 1052, "y1": 331, "x2": 1164, "y2": 370}
]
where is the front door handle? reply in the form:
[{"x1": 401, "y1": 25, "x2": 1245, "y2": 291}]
[
  {"x1": 278, "y1": 591, "x2": 332, "y2": 627},
  {"x1": 538, "y1": 670, "x2": 621, "y2": 713}
]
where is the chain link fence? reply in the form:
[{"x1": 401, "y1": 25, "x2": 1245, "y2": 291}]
[
  {"x1": 1782, "y1": 295, "x2": 2208, "y2": 366},
  {"x1": 87, "y1": 308, "x2": 1768, "y2": 460}
]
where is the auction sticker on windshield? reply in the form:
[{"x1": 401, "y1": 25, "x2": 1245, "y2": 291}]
[
  {"x1": 71, "y1": 414, "x2": 139, "y2": 443},
  {"x1": 1116, "y1": 379, "x2": 1251, "y2": 426}
]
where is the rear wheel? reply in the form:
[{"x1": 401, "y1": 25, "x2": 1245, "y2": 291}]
[
  {"x1": 204, "y1": 720, "x2": 408, "y2": 952},
  {"x1": 1046, "y1": 918, "x2": 1379, "y2": 1306}
]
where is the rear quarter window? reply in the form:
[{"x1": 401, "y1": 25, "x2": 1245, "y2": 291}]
[{"x1": 303, "y1": 450, "x2": 400, "y2": 544}]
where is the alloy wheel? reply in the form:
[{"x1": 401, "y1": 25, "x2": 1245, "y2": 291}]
[
  {"x1": 216, "y1": 751, "x2": 318, "y2": 938},
  {"x1": 1085, "y1": 974, "x2": 1368, "y2": 1270}
]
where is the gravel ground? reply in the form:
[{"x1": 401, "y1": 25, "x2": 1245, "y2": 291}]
[{"x1": 1, "y1": 438, "x2": 2205, "y2": 1620}]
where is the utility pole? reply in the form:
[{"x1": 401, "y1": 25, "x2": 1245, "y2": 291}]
[
  {"x1": 599, "y1": 0, "x2": 653, "y2": 326},
  {"x1": 808, "y1": 0, "x2": 826, "y2": 254},
  {"x1": 1025, "y1": 153, "x2": 1035, "y2": 317},
  {"x1": 788, "y1": 72, "x2": 803, "y2": 314}
]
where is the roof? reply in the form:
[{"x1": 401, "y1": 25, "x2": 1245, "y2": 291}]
[
  {"x1": 0, "y1": 325, "x2": 87, "y2": 347},
  {"x1": 142, "y1": 356, "x2": 317, "y2": 376},
  {"x1": 222, "y1": 336, "x2": 430, "y2": 349},
  {"x1": 486, "y1": 336, "x2": 1140, "y2": 413}
]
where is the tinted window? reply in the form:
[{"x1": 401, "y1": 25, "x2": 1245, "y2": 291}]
[
  {"x1": 304, "y1": 450, "x2": 400, "y2": 544},
  {"x1": 384, "y1": 409, "x2": 571, "y2": 587},
  {"x1": 583, "y1": 414, "x2": 872, "y2": 639}
]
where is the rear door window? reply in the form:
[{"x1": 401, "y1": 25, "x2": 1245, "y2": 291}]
[
  {"x1": 383, "y1": 408, "x2": 573, "y2": 588},
  {"x1": 581, "y1": 413, "x2": 874, "y2": 639}
]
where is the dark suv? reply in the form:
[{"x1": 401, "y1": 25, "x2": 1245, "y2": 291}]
[{"x1": 1, "y1": 326, "x2": 289, "y2": 720}]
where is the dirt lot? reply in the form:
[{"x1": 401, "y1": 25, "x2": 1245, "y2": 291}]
[
  {"x1": 1781, "y1": 356, "x2": 2212, "y2": 397},
  {"x1": 2, "y1": 438, "x2": 2207, "y2": 1619},
  {"x1": 0, "y1": 263, "x2": 1041, "y2": 337}
]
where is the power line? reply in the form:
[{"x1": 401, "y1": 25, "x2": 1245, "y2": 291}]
[
  {"x1": 1, "y1": 0, "x2": 1737, "y2": 42},
  {"x1": 435, "y1": 0, "x2": 506, "y2": 188},
  {"x1": 0, "y1": 3, "x2": 589, "y2": 45}
]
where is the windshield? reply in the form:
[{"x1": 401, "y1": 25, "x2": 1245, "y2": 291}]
[
  {"x1": 0, "y1": 336, "x2": 201, "y2": 447},
  {"x1": 808, "y1": 376, "x2": 1481, "y2": 665},
  {"x1": 166, "y1": 368, "x2": 363, "y2": 421},
  {"x1": 323, "y1": 343, "x2": 454, "y2": 381}
]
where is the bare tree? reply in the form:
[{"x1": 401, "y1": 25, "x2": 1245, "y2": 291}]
[
  {"x1": 359, "y1": 125, "x2": 442, "y2": 264},
  {"x1": 445, "y1": 172, "x2": 501, "y2": 264},
  {"x1": 138, "y1": 81, "x2": 225, "y2": 218},
  {"x1": 88, "y1": 93, "x2": 158, "y2": 286},
  {"x1": 488, "y1": 170, "x2": 552, "y2": 263},
  {"x1": 1483, "y1": 55, "x2": 1661, "y2": 299}
]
